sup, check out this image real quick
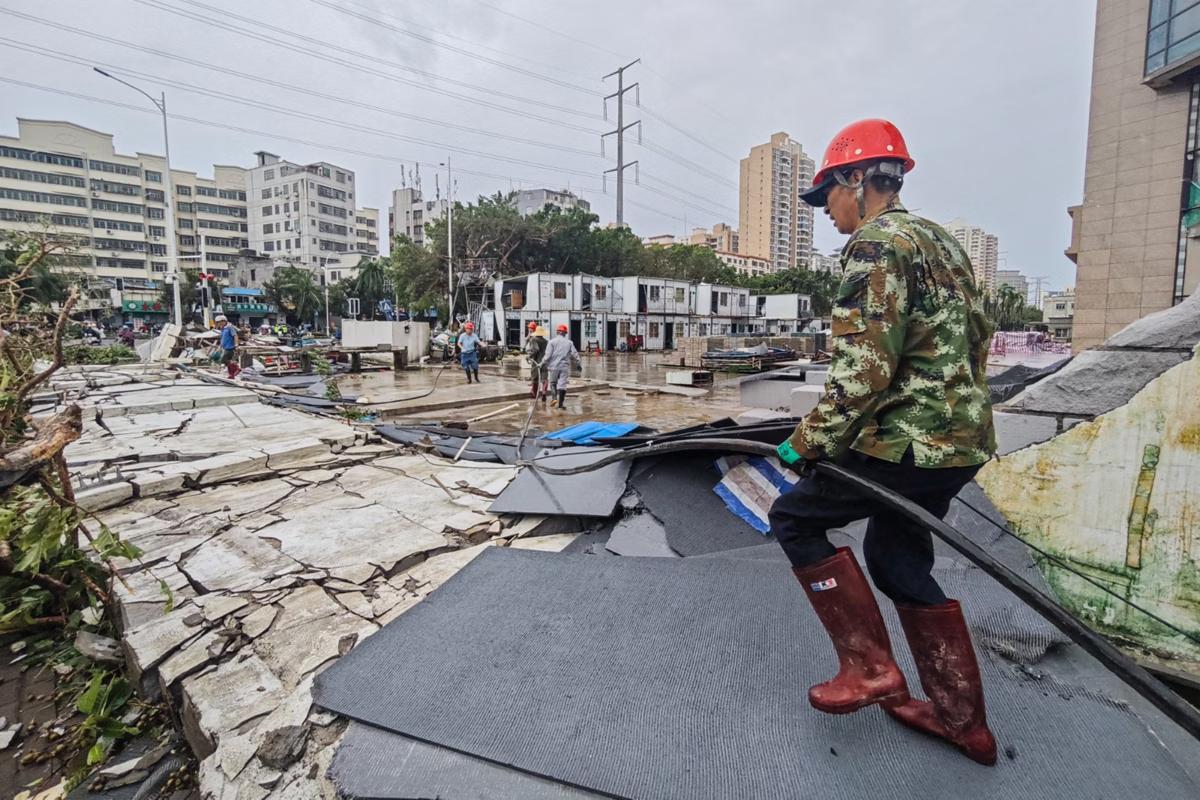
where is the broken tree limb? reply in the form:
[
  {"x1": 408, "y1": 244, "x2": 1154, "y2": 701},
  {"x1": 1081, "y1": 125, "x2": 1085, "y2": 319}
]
[
  {"x1": 0, "y1": 404, "x2": 83, "y2": 489},
  {"x1": 467, "y1": 403, "x2": 520, "y2": 424}
]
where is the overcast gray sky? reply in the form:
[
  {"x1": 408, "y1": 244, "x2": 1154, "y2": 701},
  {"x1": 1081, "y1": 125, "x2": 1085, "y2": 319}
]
[{"x1": 0, "y1": 0, "x2": 1095, "y2": 290}]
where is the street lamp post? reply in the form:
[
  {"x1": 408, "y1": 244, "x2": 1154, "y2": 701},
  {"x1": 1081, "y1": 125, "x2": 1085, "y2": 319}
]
[
  {"x1": 323, "y1": 263, "x2": 331, "y2": 335},
  {"x1": 440, "y1": 157, "x2": 453, "y2": 325},
  {"x1": 93, "y1": 68, "x2": 182, "y2": 328}
]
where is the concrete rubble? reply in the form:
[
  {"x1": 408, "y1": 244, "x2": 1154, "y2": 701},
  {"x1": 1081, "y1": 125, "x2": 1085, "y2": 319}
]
[{"x1": 42, "y1": 364, "x2": 573, "y2": 799}]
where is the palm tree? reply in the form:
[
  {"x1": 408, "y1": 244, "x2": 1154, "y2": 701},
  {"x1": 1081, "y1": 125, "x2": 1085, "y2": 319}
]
[
  {"x1": 352, "y1": 258, "x2": 388, "y2": 319},
  {"x1": 267, "y1": 266, "x2": 324, "y2": 326}
]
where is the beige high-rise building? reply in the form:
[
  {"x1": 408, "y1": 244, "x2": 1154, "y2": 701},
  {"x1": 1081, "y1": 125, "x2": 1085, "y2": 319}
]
[
  {"x1": 738, "y1": 132, "x2": 814, "y2": 272},
  {"x1": 945, "y1": 218, "x2": 999, "y2": 295},
  {"x1": 355, "y1": 207, "x2": 379, "y2": 256},
  {"x1": 687, "y1": 222, "x2": 738, "y2": 253},
  {"x1": 1068, "y1": 0, "x2": 1199, "y2": 351}
]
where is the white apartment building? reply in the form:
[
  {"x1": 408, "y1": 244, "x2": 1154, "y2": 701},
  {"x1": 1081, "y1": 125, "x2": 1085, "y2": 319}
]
[
  {"x1": 512, "y1": 188, "x2": 590, "y2": 216},
  {"x1": 246, "y1": 151, "x2": 356, "y2": 269},
  {"x1": 388, "y1": 186, "x2": 447, "y2": 247},
  {"x1": 354, "y1": 207, "x2": 379, "y2": 256},
  {"x1": 739, "y1": 132, "x2": 815, "y2": 272},
  {"x1": 809, "y1": 251, "x2": 842, "y2": 275},
  {"x1": 0, "y1": 119, "x2": 249, "y2": 289},
  {"x1": 687, "y1": 223, "x2": 738, "y2": 253},
  {"x1": 945, "y1": 218, "x2": 999, "y2": 294},
  {"x1": 716, "y1": 250, "x2": 770, "y2": 278}
]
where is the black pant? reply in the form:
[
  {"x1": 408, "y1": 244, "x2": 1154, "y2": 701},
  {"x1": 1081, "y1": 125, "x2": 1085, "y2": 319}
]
[{"x1": 768, "y1": 448, "x2": 981, "y2": 606}]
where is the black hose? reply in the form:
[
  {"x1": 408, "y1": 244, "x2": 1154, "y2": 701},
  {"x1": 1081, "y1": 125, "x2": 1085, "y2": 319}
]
[{"x1": 525, "y1": 438, "x2": 1200, "y2": 740}]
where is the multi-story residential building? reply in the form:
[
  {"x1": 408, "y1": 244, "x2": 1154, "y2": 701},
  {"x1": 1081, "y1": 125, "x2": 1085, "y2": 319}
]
[
  {"x1": 354, "y1": 207, "x2": 379, "y2": 256},
  {"x1": 687, "y1": 223, "x2": 738, "y2": 253},
  {"x1": 809, "y1": 251, "x2": 842, "y2": 275},
  {"x1": 642, "y1": 233, "x2": 678, "y2": 247},
  {"x1": 245, "y1": 152, "x2": 356, "y2": 270},
  {"x1": 996, "y1": 269, "x2": 1030, "y2": 303},
  {"x1": 512, "y1": 188, "x2": 590, "y2": 216},
  {"x1": 716, "y1": 250, "x2": 770, "y2": 278},
  {"x1": 945, "y1": 218, "x2": 999, "y2": 294},
  {"x1": 0, "y1": 119, "x2": 251, "y2": 321},
  {"x1": 738, "y1": 132, "x2": 815, "y2": 272},
  {"x1": 1066, "y1": 0, "x2": 1199, "y2": 351},
  {"x1": 388, "y1": 186, "x2": 447, "y2": 248},
  {"x1": 1042, "y1": 288, "x2": 1076, "y2": 341},
  {"x1": 753, "y1": 293, "x2": 814, "y2": 335}
]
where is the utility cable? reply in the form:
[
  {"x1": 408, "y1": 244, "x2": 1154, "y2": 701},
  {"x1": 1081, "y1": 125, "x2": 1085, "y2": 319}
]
[
  {"x1": 0, "y1": 7, "x2": 602, "y2": 136},
  {"x1": 518, "y1": 436, "x2": 1200, "y2": 740},
  {"x1": 0, "y1": 38, "x2": 599, "y2": 159},
  {"x1": 640, "y1": 105, "x2": 739, "y2": 165},
  {"x1": 639, "y1": 139, "x2": 738, "y2": 189},
  {"x1": 136, "y1": 0, "x2": 602, "y2": 122}
]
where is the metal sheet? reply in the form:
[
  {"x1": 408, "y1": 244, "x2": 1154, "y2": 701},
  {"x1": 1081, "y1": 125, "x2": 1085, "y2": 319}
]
[{"x1": 487, "y1": 447, "x2": 630, "y2": 517}]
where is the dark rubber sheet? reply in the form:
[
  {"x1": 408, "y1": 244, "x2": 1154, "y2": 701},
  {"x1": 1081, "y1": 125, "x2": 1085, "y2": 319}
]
[
  {"x1": 488, "y1": 447, "x2": 630, "y2": 517},
  {"x1": 314, "y1": 547, "x2": 1200, "y2": 800}
]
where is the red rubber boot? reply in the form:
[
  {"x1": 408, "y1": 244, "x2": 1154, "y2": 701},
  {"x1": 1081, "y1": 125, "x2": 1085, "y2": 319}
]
[
  {"x1": 794, "y1": 548, "x2": 910, "y2": 714},
  {"x1": 885, "y1": 601, "x2": 998, "y2": 766}
]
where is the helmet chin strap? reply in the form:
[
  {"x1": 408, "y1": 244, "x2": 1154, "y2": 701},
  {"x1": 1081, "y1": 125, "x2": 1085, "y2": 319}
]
[{"x1": 834, "y1": 161, "x2": 904, "y2": 220}]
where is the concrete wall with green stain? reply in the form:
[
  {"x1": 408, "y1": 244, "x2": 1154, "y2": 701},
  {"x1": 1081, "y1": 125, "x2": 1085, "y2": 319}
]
[{"x1": 977, "y1": 346, "x2": 1200, "y2": 671}]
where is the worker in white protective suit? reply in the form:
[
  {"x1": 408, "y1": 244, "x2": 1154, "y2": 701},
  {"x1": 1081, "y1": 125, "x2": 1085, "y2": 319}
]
[{"x1": 542, "y1": 323, "x2": 580, "y2": 409}]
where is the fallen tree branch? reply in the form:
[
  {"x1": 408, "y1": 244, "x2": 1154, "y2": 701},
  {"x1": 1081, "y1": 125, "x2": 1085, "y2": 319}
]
[
  {"x1": 0, "y1": 404, "x2": 82, "y2": 489},
  {"x1": 13, "y1": 287, "x2": 79, "y2": 402}
]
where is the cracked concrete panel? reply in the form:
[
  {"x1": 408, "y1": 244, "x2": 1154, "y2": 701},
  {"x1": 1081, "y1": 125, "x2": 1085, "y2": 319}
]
[
  {"x1": 1004, "y1": 350, "x2": 1189, "y2": 417},
  {"x1": 1104, "y1": 292, "x2": 1200, "y2": 350},
  {"x1": 158, "y1": 629, "x2": 225, "y2": 690},
  {"x1": 182, "y1": 655, "x2": 288, "y2": 758},
  {"x1": 979, "y1": 347, "x2": 1200, "y2": 667},
  {"x1": 174, "y1": 479, "x2": 297, "y2": 519},
  {"x1": 374, "y1": 544, "x2": 493, "y2": 625},
  {"x1": 253, "y1": 589, "x2": 376, "y2": 684},
  {"x1": 241, "y1": 604, "x2": 280, "y2": 639},
  {"x1": 257, "y1": 502, "x2": 446, "y2": 570},
  {"x1": 180, "y1": 527, "x2": 298, "y2": 592},
  {"x1": 121, "y1": 602, "x2": 203, "y2": 681}
]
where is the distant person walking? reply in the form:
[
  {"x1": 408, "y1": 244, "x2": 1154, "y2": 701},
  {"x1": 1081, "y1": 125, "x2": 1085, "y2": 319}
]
[
  {"x1": 117, "y1": 324, "x2": 135, "y2": 348},
  {"x1": 215, "y1": 314, "x2": 240, "y2": 379},
  {"x1": 457, "y1": 322, "x2": 481, "y2": 383},
  {"x1": 524, "y1": 321, "x2": 549, "y2": 401},
  {"x1": 543, "y1": 324, "x2": 580, "y2": 409}
]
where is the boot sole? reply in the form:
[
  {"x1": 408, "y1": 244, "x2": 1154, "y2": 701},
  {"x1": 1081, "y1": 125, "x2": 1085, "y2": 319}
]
[{"x1": 884, "y1": 707, "x2": 998, "y2": 766}]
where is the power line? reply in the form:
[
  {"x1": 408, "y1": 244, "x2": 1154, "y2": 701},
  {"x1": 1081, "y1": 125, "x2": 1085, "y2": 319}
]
[
  {"x1": 640, "y1": 104, "x2": 739, "y2": 165},
  {"x1": 638, "y1": 139, "x2": 737, "y2": 189},
  {"x1": 303, "y1": 0, "x2": 600, "y2": 95},
  {"x1": 134, "y1": 0, "x2": 603, "y2": 123},
  {"x1": 0, "y1": 39, "x2": 603, "y2": 161},
  {"x1": 639, "y1": 171, "x2": 737, "y2": 217},
  {"x1": 0, "y1": 77, "x2": 730, "y2": 228},
  {"x1": 469, "y1": 0, "x2": 630, "y2": 60}
]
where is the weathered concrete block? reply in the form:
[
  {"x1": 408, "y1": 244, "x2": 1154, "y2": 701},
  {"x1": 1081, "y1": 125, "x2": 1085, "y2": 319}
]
[
  {"x1": 789, "y1": 385, "x2": 825, "y2": 417},
  {"x1": 193, "y1": 450, "x2": 270, "y2": 486},
  {"x1": 735, "y1": 408, "x2": 790, "y2": 426},
  {"x1": 76, "y1": 481, "x2": 134, "y2": 511}
]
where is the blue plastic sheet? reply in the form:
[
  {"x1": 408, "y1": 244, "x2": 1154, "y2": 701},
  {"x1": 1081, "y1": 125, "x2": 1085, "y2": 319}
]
[{"x1": 541, "y1": 420, "x2": 640, "y2": 445}]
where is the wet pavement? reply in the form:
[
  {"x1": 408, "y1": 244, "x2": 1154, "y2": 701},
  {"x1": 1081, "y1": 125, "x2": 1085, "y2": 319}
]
[{"x1": 347, "y1": 352, "x2": 749, "y2": 434}]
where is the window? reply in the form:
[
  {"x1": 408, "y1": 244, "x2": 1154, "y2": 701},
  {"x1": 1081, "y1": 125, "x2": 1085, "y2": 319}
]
[
  {"x1": 0, "y1": 166, "x2": 85, "y2": 188},
  {"x1": 179, "y1": 236, "x2": 195, "y2": 247},
  {"x1": 295, "y1": 238, "x2": 301, "y2": 248},
  {"x1": 262, "y1": 205, "x2": 273, "y2": 216},
  {"x1": 675, "y1": 322, "x2": 684, "y2": 337},
  {"x1": 144, "y1": 188, "x2": 165, "y2": 202},
  {"x1": 249, "y1": 269, "x2": 256, "y2": 282},
  {"x1": 0, "y1": 188, "x2": 86, "y2": 207},
  {"x1": 88, "y1": 159, "x2": 140, "y2": 176},
  {"x1": 263, "y1": 169, "x2": 275, "y2": 180},
  {"x1": 152, "y1": 261, "x2": 168, "y2": 273},
  {"x1": 553, "y1": 281, "x2": 567, "y2": 299},
  {"x1": 739, "y1": 294, "x2": 746, "y2": 307},
  {"x1": 336, "y1": 171, "x2": 345, "y2": 183},
  {"x1": 264, "y1": 241, "x2": 275, "y2": 252},
  {"x1": 1055, "y1": 302, "x2": 1066, "y2": 310},
  {"x1": 675, "y1": 287, "x2": 685, "y2": 303},
  {"x1": 91, "y1": 179, "x2": 140, "y2": 196},
  {"x1": 584, "y1": 319, "x2": 597, "y2": 338},
  {"x1": 594, "y1": 284, "x2": 608, "y2": 300},
  {"x1": 178, "y1": 218, "x2": 194, "y2": 229},
  {"x1": 147, "y1": 206, "x2": 164, "y2": 220},
  {"x1": 649, "y1": 285, "x2": 661, "y2": 302},
  {"x1": 177, "y1": 202, "x2": 193, "y2": 213},
  {"x1": 144, "y1": 169, "x2": 162, "y2": 182},
  {"x1": 261, "y1": 189, "x2": 271, "y2": 199},
  {"x1": 148, "y1": 225, "x2": 165, "y2": 237},
  {"x1": 264, "y1": 223, "x2": 274, "y2": 234},
  {"x1": 0, "y1": 208, "x2": 88, "y2": 227},
  {"x1": 720, "y1": 292, "x2": 728, "y2": 305},
  {"x1": 1146, "y1": 0, "x2": 1200, "y2": 74},
  {"x1": 293, "y1": 200, "x2": 299, "y2": 211},
  {"x1": 219, "y1": 188, "x2": 245, "y2": 201},
  {"x1": 618, "y1": 320, "x2": 630, "y2": 338},
  {"x1": 649, "y1": 322, "x2": 660, "y2": 338},
  {"x1": 177, "y1": 185, "x2": 192, "y2": 196},
  {"x1": 94, "y1": 218, "x2": 144, "y2": 232},
  {"x1": 196, "y1": 186, "x2": 217, "y2": 197}
]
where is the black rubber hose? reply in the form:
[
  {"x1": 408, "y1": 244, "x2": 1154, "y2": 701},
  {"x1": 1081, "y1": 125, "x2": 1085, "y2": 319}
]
[{"x1": 525, "y1": 438, "x2": 1200, "y2": 741}]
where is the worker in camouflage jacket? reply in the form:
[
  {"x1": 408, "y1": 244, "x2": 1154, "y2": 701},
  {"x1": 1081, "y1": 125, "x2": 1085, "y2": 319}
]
[{"x1": 768, "y1": 119, "x2": 999, "y2": 766}]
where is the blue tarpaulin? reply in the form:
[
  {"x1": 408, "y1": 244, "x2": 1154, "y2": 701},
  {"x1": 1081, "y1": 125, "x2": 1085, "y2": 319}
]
[{"x1": 541, "y1": 420, "x2": 640, "y2": 445}]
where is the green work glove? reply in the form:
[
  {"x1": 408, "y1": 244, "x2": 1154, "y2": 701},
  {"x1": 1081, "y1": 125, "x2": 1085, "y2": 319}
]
[{"x1": 776, "y1": 439, "x2": 814, "y2": 476}]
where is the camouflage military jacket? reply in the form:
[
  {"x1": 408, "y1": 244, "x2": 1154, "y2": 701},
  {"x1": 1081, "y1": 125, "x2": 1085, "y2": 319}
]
[{"x1": 786, "y1": 198, "x2": 996, "y2": 467}]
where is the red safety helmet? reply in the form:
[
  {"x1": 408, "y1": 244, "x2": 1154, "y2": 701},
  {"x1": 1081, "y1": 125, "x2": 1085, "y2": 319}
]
[
  {"x1": 528, "y1": 321, "x2": 539, "y2": 331},
  {"x1": 556, "y1": 324, "x2": 568, "y2": 333},
  {"x1": 464, "y1": 322, "x2": 474, "y2": 331},
  {"x1": 801, "y1": 119, "x2": 914, "y2": 207}
]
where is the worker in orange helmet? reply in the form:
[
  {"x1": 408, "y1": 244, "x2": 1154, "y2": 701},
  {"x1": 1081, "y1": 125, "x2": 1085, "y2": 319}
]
[
  {"x1": 456, "y1": 321, "x2": 481, "y2": 383},
  {"x1": 768, "y1": 119, "x2": 998, "y2": 765},
  {"x1": 542, "y1": 323, "x2": 580, "y2": 409}
]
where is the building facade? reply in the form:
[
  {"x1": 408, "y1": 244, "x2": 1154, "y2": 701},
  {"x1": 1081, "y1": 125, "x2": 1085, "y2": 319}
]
[
  {"x1": 388, "y1": 186, "x2": 447, "y2": 248},
  {"x1": 809, "y1": 251, "x2": 842, "y2": 275},
  {"x1": 945, "y1": 218, "x2": 999, "y2": 294},
  {"x1": 0, "y1": 118, "x2": 251, "y2": 324},
  {"x1": 354, "y1": 207, "x2": 379, "y2": 256},
  {"x1": 996, "y1": 269, "x2": 1030, "y2": 303},
  {"x1": 716, "y1": 250, "x2": 770, "y2": 277},
  {"x1": 1068, "y1": 0, "x2": 1200, "y2": 351},
  {"x1": 687, "y1": 222, "x2": 738, "y2": 253},
  {"x1": 738, "y1": 132, "x2": 815, "y2": 272},
  {"x1": 512, "y1": 188, "x2": 590, "y2": 216},
  {"x1": 1042, "y1": 288, "x2": 1076, "y2": 341},
  {"x1": 245, "y1": 152, "x2": 356, "y2": 269}
]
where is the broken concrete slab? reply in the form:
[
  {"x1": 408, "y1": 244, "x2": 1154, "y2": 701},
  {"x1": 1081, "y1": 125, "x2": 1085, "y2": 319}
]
[
  {"x1": 196, "y1": 593, "x2": 250, "y2": 623},
  {"x1": 240, "y1": 604, "x2": 280, "y2": 639},
  {"x1": 992, "y1": 411, "x2": 1061, "y2": 455},
  {"x1": 257, "y1": 502, "x2": 446, "y2": 571},
  {"x1": 604, "y1": 512, "x2": 678, "y2": 558},
  {"x1": 173, "y1": 478, "x2": 296, "y2": 519},
  {"x1": 1103, "y1": 291, "x2": 1200, "y2": 350},
  {"x1": 75, "y1": 480, "x2": 134, "y2": 511},
  {"x1": 181, "y1": 654, "x2": 288, "y2": 758},
  {"x1": 158, "y1": 629, "x2": 225, "y2": 690},
  {"x1": 74, "y1": 630, "x2": 122, "y2": 664},
  {"x1": 179, "y1": 527, "x2": 298, "y2": 592},
  {"x1": 122, "y1": 602, "x2": 202, "y2": 681}
]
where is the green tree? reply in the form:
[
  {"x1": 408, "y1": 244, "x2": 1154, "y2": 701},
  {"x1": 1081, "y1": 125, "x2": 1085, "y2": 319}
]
[
  {"x1": 743, "y1": 269, "x2": 842, "y2": 316},
  {"x1": 0, "y1": 240, "x2": 79, "y2": 310},
  {"x1": 348, "y1": 257, "x2": 389, "y2": 319},
  {"x1": 588, "y1": 225, "x2": 646, "y2": 277},
  {"x1": 642, "y1": 244, "x2": 737, "y2": 283},
  {"x1": 983, "y1": 284, "x2": 1028, "y2": 332},
  {"x1": 384, "y1": 235, "x2": 445, "y2": 319},
  {"x1": 264, "y1": 266, "x2": 323, "y2": 327}
]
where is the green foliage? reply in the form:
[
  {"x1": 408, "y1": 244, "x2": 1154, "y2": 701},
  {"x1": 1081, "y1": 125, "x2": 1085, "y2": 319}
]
[
  {"x1": 741, "y1": 269, "x2": 843, "y2": 316},
  {"x1": 64, "y1": 345, "x2": 139, "y2": 365},
  {"x1": 385, "y1": 235, "x2": 445, "y2": 318},
  {"x1": 76, "y1": 670, "x2": 139, "y2": 766},
  {"x1": 983, "y1": 284, "x2": 1032, "y2": 332},
  {"x1": 346, "y1": 258, "x2": 389, "y2": 319},
  {"x1": 264, "y1": 266, "x2": 323, "y2": 327},
  {"x1": 0, "y1": 239, "x2": 78, "y2": 309}
]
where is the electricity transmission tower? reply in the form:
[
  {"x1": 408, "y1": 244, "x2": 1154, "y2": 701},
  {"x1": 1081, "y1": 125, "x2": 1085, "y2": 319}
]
[{"x1": 602, "y1": 59, "x2": 641, "y2": 227}]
